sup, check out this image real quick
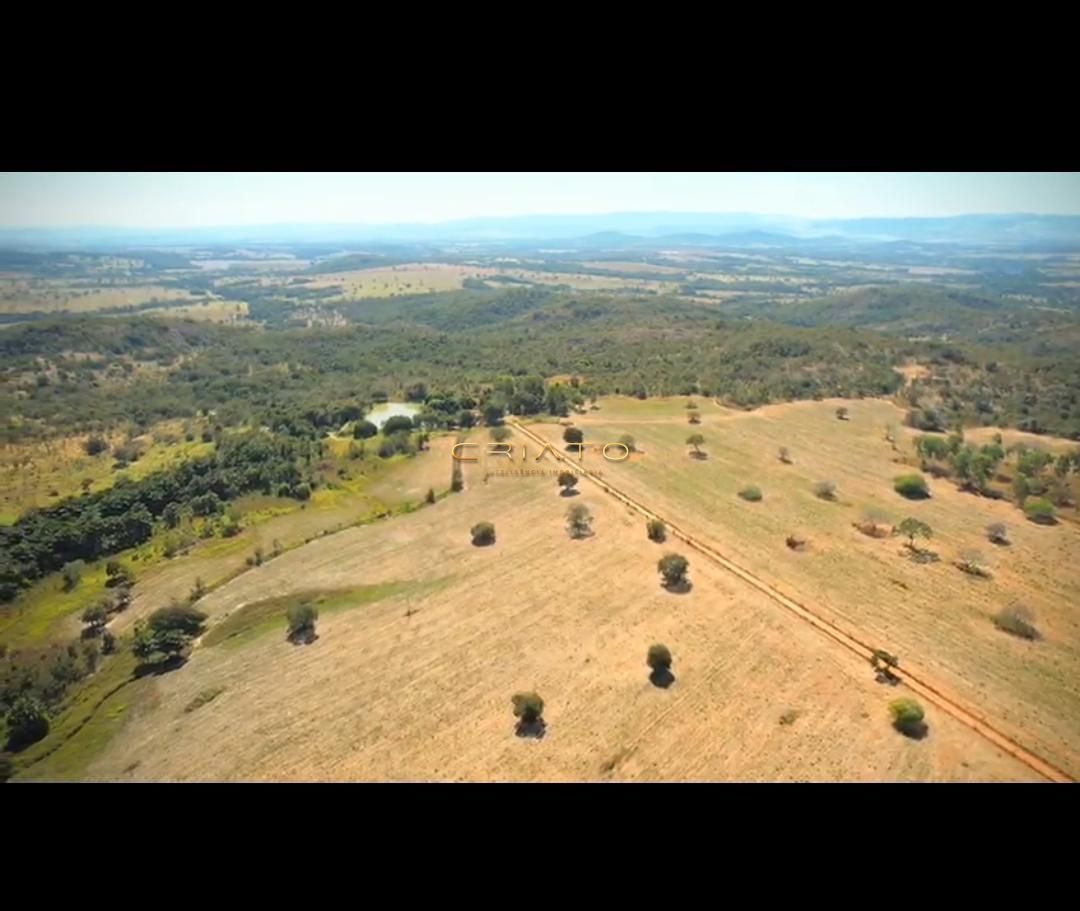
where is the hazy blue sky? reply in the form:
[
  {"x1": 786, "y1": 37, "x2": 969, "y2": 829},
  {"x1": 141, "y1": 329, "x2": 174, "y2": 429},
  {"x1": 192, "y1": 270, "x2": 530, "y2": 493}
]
[{"x1": 1, "y1": 172, "x2": 1078, "y2": 227}]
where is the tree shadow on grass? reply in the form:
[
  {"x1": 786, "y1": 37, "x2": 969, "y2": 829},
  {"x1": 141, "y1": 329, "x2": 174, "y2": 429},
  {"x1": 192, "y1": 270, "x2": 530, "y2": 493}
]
[
  {"x1": 515, "y1": 718, "x2": 547, "y2": 740},
  {"x1": 874, "y1": 670, "x2": 902, "y2": 687},
  {"x1": 133, "y1": 655, "x2": 189, "y2": 679},
  {"x1": 559, "y1": 488, "x2": 581, "y2": 497},
  {"x1": 688, "y1": 451, "x2": 709, "y2": 460},
  {"x1": 894, "y1": 721, "x2": 929, "y2": 740},
  {"x1": 649, "y1": 667, "x2": 675, "y2": 689},
  {"x1": 904, "y1": 548, "x2": 940, "y2": 564},
  {"x1": 287, "y1": 628, "x2": 319, "y2": 646},
  {"x1": 662, "y1": 579, "x2": 693, "y2": 594}
]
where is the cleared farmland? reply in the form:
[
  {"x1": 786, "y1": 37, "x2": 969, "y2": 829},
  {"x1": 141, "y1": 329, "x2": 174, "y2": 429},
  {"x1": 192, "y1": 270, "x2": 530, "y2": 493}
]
[
  {"x1": 521, "y1": 396, "x2": 1080, "y2": 778},
  {"x1": 68, "y1": 439, "x2": 1040, "y2": 781}
]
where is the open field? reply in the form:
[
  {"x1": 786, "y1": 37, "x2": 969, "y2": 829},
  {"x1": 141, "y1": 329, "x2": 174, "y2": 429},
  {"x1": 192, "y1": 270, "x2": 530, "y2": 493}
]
[
  {"x1": 306, "y1": 264, "x2": 493, "y2": 298},
  {"x1": 521, "y1": 396, "x2": 1080, "y2": 778},
  {"x1": 33, "y1": 438, "x2": 1039, "y2": 782},
  {"x1": 0, "y1": 280, "x2": 203, "y2": 314}
]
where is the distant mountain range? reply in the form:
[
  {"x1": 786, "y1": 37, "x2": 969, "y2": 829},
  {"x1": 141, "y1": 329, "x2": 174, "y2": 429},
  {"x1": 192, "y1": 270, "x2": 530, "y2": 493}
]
[{"x1": 2, "y1": 212, "x2": 1079, "y2": 250}]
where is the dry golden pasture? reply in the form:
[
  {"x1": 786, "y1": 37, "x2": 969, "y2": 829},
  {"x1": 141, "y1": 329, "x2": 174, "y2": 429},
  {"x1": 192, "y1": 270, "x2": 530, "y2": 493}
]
[
  {"x1": 80, "y1": 438, "x2": 1039, "y2": 781},
  {"x1": 306, "y1": 264, "x2": 493, "y2": 298},
  {"x1": 0, "y1": 280, "x2": 202, "y2": 314},
  {"x1": 524, "y1": 396, "x2": 1080, "y2": 778}
]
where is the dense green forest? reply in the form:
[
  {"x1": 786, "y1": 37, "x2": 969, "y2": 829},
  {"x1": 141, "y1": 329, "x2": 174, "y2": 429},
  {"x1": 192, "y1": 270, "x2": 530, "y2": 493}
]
[{"x1": 4, "y1": 281, "x2": 1080, "y2": 444}]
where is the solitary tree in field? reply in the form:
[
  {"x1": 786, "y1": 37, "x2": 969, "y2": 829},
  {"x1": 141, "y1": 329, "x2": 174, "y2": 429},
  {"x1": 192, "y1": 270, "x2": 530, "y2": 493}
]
[
  {"x1": 618, "y1": 434, "x2": 637, "y2": 453},
  {"x1": 778, "y1": 446, "x2": 792, "y2": 464},
  {"x1": 425, "y1": 488, "x2": 436, "y2": 504},
  {"x1": 557, "y1": 471, "x2": 579, "y2": 495},
  {"x1": 895, "y1": 517, "x2": 932, "y2": 551},
  {"x1": 688, "y1": 412, "x2": 702, "y2": 425},
  {"x1": 687, "y1": 433, "x2": 705, "y2": 457},
  {"x1": 511, "y1": 691, "x2": 546, "y2": 737},
  {"x1": 888, "y1": 698, "x2": 926, "y2": 738},
  {"x1": 471, "y1": 522, "x2": 496, "y2": 546},
  {"x1": 646, "y1": 519, "x2": 666, "y2": 543},
  {"x1": 986, "y1": 522, "x2": 1009, "y2": 545},
  {"x1": 566, "y1": 503, "x2": 593, "y2": 539},
  {"x1": 286, "y1": 602, "x2": 319, "y2": 644},
  {"x1": 646, "y1": 643, "x2": 674, "y2": 687},
  {"x1": 658, "y1": 553, "x2": 689, "y2": 591},
  {"x1": 871, "y1": 648, "x2": 900, "y2": 683},
  {"x1": 813, "y1": 480, "x2": 837, "y2": 501},
  {"x1": 563, "y1": 426, "x2": 584, "y2": 450},
  {"x1": 836, "y1": 407, "x2": 849, "y2": 421},
  {"x1": 993, "y1": 603, "x2": 1039, "y2": 640}
]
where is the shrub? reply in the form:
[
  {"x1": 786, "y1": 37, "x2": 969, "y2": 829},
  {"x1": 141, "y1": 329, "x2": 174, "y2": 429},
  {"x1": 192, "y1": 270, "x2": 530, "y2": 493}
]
[
  {"x1": 785, "y1": 534, "x2": 807, "y2": 551},
  {"x1": 646, "y1": 519, "x2": 666, "y2": 543},
  {"x1": 856, "y1": 508, "x2": 891, "y2": 538},
  {"x1": 84, "y1": 436, "x2": 109, "y2": 456},
  {"x1": 471, "y1": 522, "x2": 496, "y2": 546},
  {"x1": 894, "y1": 474, "x2": 929, "y2": 499},
  {"x1": 993, "y1": 603, "x2": 1039, "y2": 640},
  {"x1": 618, "y1": 434, "x2": 637, "y2": 453},
  {"x1": 955, "y1": 549, "x2": 991, "y2": 578},
  {"x1": 813, "y1": 480, "x2": 837, "y2": 501},
  {"x1": 425, "y1": 488, "x2": 436, "y2": 504},
  {"x1": 563, "y1": 427, "x2": 584, "y2": 447},
  {"x1": 61, "y1": 560, "x2": 85, "y2": 592},
  {"x1": 557, "y1": 471, "x2": 579, "y2": 494},
  {"x1": 986, "y1": 522, "x2": 1009, "y2": 545},
  {"x1": 778, "y1": 446, "x2": 792, "y2": 464},
  {"x1": 738, "y1": 485, "x2": 763, "y2": 502},
  {"x1": 888, "y1": 698, "x2": 926, "y2": 738},
  {"x1": 646, "y1": 644, "x2": 672, "y2": 671},
  {"x1": 836, "y1": 407, "x2": 849, "y2": 420},
  {"x1": 688, "y1": 412, "x2": 702, "y2": 424},
  {"x1": 511, "y1": 691, "x2": 544, "y2": 724},
  {"x1": 1023, "y1": 498, "x2": 1056, "y2": 525},
  {"x1": 658, "y1": 553, "x2": 689, "y2": 589},
  {"x1": 286, "y1": 602, "x2": 319, "y2": 642}
]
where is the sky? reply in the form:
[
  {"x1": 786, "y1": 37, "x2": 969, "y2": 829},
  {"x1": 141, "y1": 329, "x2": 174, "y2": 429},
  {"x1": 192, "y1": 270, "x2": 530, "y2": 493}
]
[{"x1": 1, "y1": 172, "x2": 1078, "y2": 228}]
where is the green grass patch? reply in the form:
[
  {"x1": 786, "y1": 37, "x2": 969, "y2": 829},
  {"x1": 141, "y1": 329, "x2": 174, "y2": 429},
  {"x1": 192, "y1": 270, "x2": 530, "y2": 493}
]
[
  {"x1": 202, "y1": 579, "x2": 449, "y2": 650},
  {"x1": 12, "y1": 647, "x2": 140, "y2": 781}
]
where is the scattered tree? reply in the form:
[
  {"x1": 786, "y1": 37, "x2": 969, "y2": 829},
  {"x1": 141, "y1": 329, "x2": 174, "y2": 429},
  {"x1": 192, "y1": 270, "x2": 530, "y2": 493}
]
[
  {"x1": 895, "y1": 518, "x2": 932, "y2": 551},
  {"x1": 471, "y1": 521, "x2": 496, "y2": 546},
  {"x1": 646, "y1": 519, "x2": 666, "y2": 543},
  {"x1": 813, "y1": 480, "x2": 837, "y2": 501},
  {"x1": 105, "y1": 560, "x2": 133, "y2": 588},
  {"x1": 286, "y1": 602, "x2": 319, "y2": 644},
  {"x1": 81, "y1": 603, "x2": 108, "y2": 635},
  {"x1": 688, "y1": 412, "x2": 702, "y2": 425},
  {"x1": 5, "y1": 694, "x2": 49, "y2": 750},
  {"x1": 993, "y1": 603, "x2": 1039, "y2": 640},
  {"x1": 381, "y1": 415, "x2": 415, "y2": 436},
  {"x1": 986, "y1": 522, "x2": 1009, "y2": 545},
  {"x1": 786, "y1": 534, "x2": 807, "y2": 551},
  {"x1": 646, "y1": 643, "x2": 674, "y2": 687},
  {"x1": 425, "y1": 487, "x2": 436, "y2": 504},
  {"x1": 738, "y1": 485, "x2": 763, "y2": 502},
  {"x1": 835, "y1": 407, "x2": 849, "y2": 421},
  {"x1": 687, "y1": 433, "x2": 705, "y2": 457},
  {"x1": 778, "y1": 446, "x2": 792, "y2": 464},
  {"x1": 618, "y1": 434, "x2": 637, "y2": 453},
  {"x1": 658, "y1": 553, "x2": 689, "y2": 590},
  {"x1": 563, "y1": 426, "x2": 584, "y2": 450},
  {"x1": 566, "y1": 503, "x2": 593, "y2": 539},
  {"x1": 888, "y1": 698, "x2": 927, "y2": 738},
  {"x1": 352, "y1": 419, "x2": 378, "y2": 439},
  {"x1": 511, "y1": 691, "x2": 545, "y2": 730},
  {"x1": 557, "y1": 471, "x2": 579, "y2": 495},
  {"x1": 871, "y1": 649, "x2": 900, "y2": 683},
  {"x1": 132, "y1": 603, "x2": 207, "y2": 670},
  {"x1": 894, "y1": 474, "x2": 930, "y2": 499}
]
